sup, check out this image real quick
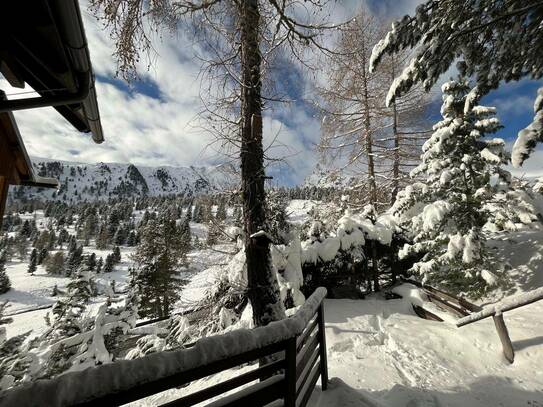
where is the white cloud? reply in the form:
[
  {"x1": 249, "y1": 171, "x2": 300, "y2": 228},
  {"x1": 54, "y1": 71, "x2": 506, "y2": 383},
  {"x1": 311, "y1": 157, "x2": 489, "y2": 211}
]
[{"x1": 0, "y1": 0, "x2": 473, "y2": 186}]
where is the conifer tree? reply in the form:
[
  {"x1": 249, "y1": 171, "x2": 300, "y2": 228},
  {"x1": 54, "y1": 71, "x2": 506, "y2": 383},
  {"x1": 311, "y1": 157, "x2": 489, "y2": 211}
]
[
  {"x1": 369, "y1": 0, "x2": 543, "y2": 167},
  {"x1": 394, "y1": 74, "x2": 506, "y2": 294},
  {"x1": 215, "y1": 200, "x2": 227, "y2": 221},
  {"x1": 65, "y1": 245, "x2": 83, "y2": 276},
  {"x1": 38, "y1": 248, "x2": 48, "y2": 265},
  {"x1": 179, "y1": 215, "x2": 192, "y2": 254},
  {"x1": 86, "y1": 253, "x2": 97, "y2": 272},
  {"x1": 96, "y1": 226, "x2": 109, "y2": 250},
  {"x1": 103, "y1": 254, "x2": 115, "y2": 273},
  {"x1": 96, "y1": 257, "x2": 104, "y2": 274},
  {"x1": 0, "y1": 252, "x2": 11, "y2": 294},
  {"x1": 132, "y1": 216, "x2": 186, "y2": 318},
  {"x1": 50, "y1": 264, "x2": 95, "y2": 339},
  {"x1": 126, "y1": 231, "x2": 137, "y2": 247},
  {"x1": 206, "y1": 221, "x2": 220, "y2": 247},
  {"x1": 112, "y1": 246, "x2": 121, "y2": 263},
  {"x1": 45, "y1": 252, "x2": 65, "y2": 275},
  {"x1": 28, "y1": 249, "x2": 38, "y2": 275}
]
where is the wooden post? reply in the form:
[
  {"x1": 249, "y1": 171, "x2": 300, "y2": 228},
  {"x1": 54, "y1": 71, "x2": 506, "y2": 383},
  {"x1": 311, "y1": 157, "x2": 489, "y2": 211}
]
[
  {"x1": 284, "y1": 336, "x2": 297, "y2": 407},
  {"x1": 317, "y1": 302, "x2": 328, "y2": 390},
  {"x1": 493, "y1": 314, "x2": 514, "y2": 363},
  {"x1": 0, "y1": 176, "x2": 9, "y2": 230}
]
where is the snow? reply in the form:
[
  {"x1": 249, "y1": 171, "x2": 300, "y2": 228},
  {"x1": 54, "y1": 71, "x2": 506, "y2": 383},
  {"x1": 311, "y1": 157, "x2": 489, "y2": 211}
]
[
  {"x1": 414, "y1": 201, "x2": 451, "y2": 232},
  {"x1": 286, "y1": 199, "x2": 319, "y2": 225},
  {"x1": 480, "y1": 269, "x2": 498, "y2": 286},
  {"x1": 308, "y1": 293, "x2": 543, "y2": 407}
]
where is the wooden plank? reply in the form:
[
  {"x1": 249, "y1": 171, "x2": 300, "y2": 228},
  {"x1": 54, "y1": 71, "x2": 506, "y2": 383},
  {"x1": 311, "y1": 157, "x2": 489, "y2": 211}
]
[
  {"x1": 423, "y1": 287, "x2": 479, "y2": 314},
  {"x1": 425, "y1": 291, "x2": 469, "y2": 317},
  {"x1": 296, "y1": 316, "x2": 318, "y2": 351},
  {"x1": 400, "y1": 277, "x2": 481, "y2": 312},
  {"x1": 412, "y1": 304, "x2": 443, "y2": 322},
  {"x1": 317, "y1": 303, "x2": 328, "y2": 390},
  {"x1": 296, "y1": 361, "x2": 321, "y2": 407},
  {"x1": 204, "y1": 374, "x2": 285, "y2": 407},
  {"x1": 296, "y1": 345, "x2": 319, "y2": 396},
  {"x1": 284, "y1": 337, "x2": 297, "y2": 407},
  {"x1": 75, "y1": 340, "x2": 290, "y2": 407},
  {"x1": 296, "y1": 332, "x2": 319, "y2": 374},
  {"x1": 160, "y1": 359, "x2": 285, "y2": 407},
  {"x1": 0, "y1": 176, "x2": 8, "y2": 230},
  {"x1": 493, "y1": 314, "x2": 515, "y2": 364}
]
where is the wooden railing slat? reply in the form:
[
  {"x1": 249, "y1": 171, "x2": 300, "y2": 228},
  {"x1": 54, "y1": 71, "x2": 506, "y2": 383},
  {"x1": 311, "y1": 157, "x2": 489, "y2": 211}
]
[
  {"x1": 296, "y1": 361, "x2": 321, "y2": 407},
  {"x1": 161, "y1": 359, "x2": 286, "y2": 407},
  {"x1": 205, "y1": 374, "x2": 285, "y2": 407},
  {"x1": 297, "y1": 316, "x2": 318, "y2": 351},
  {"x1": 296, "y1": 345, "x2": 319, "y2": 395},
  {"x1": 296, "y1": 332, "x2": 319, "y2": 374},
  {"x1": 317, "y1": 302, "x2": 328, "y2": 390},
  {"x1": 75, "y1": 338, "x2": 289, "y2": 407}
]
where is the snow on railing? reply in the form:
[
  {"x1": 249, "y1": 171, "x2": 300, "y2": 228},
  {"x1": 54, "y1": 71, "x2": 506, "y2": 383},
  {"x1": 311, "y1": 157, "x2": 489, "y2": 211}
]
[{"x1": 0, "y1": 287, "x2": 328, "y2": 407}]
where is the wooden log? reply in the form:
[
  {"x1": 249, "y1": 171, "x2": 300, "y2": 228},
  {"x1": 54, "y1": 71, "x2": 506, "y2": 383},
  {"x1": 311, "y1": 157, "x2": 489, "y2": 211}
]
[
  {"x1": 412, "y1": 304, "x2": 443, "y2": 322},
  {"x1": 425, "y1": 291, "x2": 470, "y2": 317},
  {"x1": 399, "y1": 277, "x2": 481, "y2": 313},
  {"x1": 493, "y1": 314, "x2": 514, "y2": 364},
  {"x1": 457, "y1": 286, "x2": 543, "y2": 327}
]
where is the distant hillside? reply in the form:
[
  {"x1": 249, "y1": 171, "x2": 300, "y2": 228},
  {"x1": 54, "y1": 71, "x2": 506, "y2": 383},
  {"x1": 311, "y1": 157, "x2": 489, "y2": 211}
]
[{"x1": 9, "y1": 158, "x2": 237, "y2": 202}]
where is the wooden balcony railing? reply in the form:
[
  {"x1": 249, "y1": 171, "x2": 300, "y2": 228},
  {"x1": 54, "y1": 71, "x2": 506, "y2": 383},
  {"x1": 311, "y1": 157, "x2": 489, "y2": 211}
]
[{"x1": 0, "y1": 287, "x2": 328, "y2": 407}]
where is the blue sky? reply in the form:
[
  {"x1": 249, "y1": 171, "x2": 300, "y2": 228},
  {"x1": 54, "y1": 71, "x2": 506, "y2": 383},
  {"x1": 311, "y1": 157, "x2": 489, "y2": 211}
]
[{"x1": 0, "y1": 0, "x2": 541, "y2": 185}]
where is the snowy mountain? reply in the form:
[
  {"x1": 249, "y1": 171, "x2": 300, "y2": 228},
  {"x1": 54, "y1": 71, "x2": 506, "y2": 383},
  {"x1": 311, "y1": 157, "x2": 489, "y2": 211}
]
[{"x1": 9, "y1": 157, "x2": 237, "y2": 202}]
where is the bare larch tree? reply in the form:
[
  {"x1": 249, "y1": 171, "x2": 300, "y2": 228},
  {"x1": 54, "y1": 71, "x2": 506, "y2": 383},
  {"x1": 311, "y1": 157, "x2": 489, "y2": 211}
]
[{"x1": 90, "y1": 0, "x2": 340, "y2": 326}]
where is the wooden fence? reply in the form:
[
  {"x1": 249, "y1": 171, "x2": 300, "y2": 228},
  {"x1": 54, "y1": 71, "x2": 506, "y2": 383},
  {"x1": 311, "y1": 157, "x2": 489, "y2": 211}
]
[
  {"x1": 400, "y1": 277, "x2": 543, "y2": 364},
  {"x1": 0, "y1": 288, "x2": 328, "y2": 407},
  {"x1": 456, "y1": 286, "x2": 543, "y2": 363}
]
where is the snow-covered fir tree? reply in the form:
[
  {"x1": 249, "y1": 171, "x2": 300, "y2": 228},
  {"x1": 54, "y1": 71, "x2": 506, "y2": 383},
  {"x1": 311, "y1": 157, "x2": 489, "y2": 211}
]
[
  {"x1": 394, "y1": 74, "x2": 509, "y2": 294},
  {"x1": 27, "y1": 249, "x2": 38, "y2": 275},
  {"x1": 0, "y1": 251, "x2": 11, "y2": 294},
  {"x1": 132, "y1": 215, "x2": 187, "y2": 318},
  {"x1": 49, "y1": 263, "x2": 95, "y2": 339}
]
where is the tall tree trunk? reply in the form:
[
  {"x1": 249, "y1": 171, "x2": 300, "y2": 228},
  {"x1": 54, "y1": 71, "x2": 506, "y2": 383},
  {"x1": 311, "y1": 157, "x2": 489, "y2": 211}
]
[
  {"x1": 360, "y1": 42, "x2": 379, "y2": 292},
  {"x1": 391, "y1": 100, "x2": 400, "y2": 203},
  {"x1": 239, "y1": 0, "x2": 284, "y2": 327},
  {"x1": 360, "y1": 45, "x2": 377, "y2": 206}
]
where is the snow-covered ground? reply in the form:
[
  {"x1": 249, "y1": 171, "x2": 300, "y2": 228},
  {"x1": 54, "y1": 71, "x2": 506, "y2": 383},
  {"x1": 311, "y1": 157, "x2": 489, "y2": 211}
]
[
  {"x1": 2, "y1": 203, "x2": 543, "y2": 406},
  {"x1": 311, "y1": 294, "x2": 543, "y2": 406}
]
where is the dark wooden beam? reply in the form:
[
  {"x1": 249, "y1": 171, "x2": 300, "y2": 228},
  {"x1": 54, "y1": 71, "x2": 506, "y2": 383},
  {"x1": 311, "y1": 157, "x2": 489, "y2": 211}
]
[{"x1": 0, "y1": 176, "x2": 9, "y2": 230}]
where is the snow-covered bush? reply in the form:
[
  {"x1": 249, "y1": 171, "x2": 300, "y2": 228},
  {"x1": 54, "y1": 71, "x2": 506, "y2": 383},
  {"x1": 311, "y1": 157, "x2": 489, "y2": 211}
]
[{"x1": 300, "y1": 206, "x2": 401, "y2": 294}]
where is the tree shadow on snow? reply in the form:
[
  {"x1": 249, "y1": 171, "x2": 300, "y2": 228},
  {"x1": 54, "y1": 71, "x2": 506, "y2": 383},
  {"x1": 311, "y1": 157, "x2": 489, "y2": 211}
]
[
  {"x1": 307, "y1": 376, "x2": 543, "y2": 407},
  {"x1": 513, "y1": 335, "x2": 543, "y2": 351}
]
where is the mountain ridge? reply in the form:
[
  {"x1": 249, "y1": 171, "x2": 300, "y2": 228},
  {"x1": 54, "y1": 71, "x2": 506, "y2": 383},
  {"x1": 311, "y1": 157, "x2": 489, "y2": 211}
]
[{"x1": 8, "y1": 157, "x2": 237, "y2": 202}]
